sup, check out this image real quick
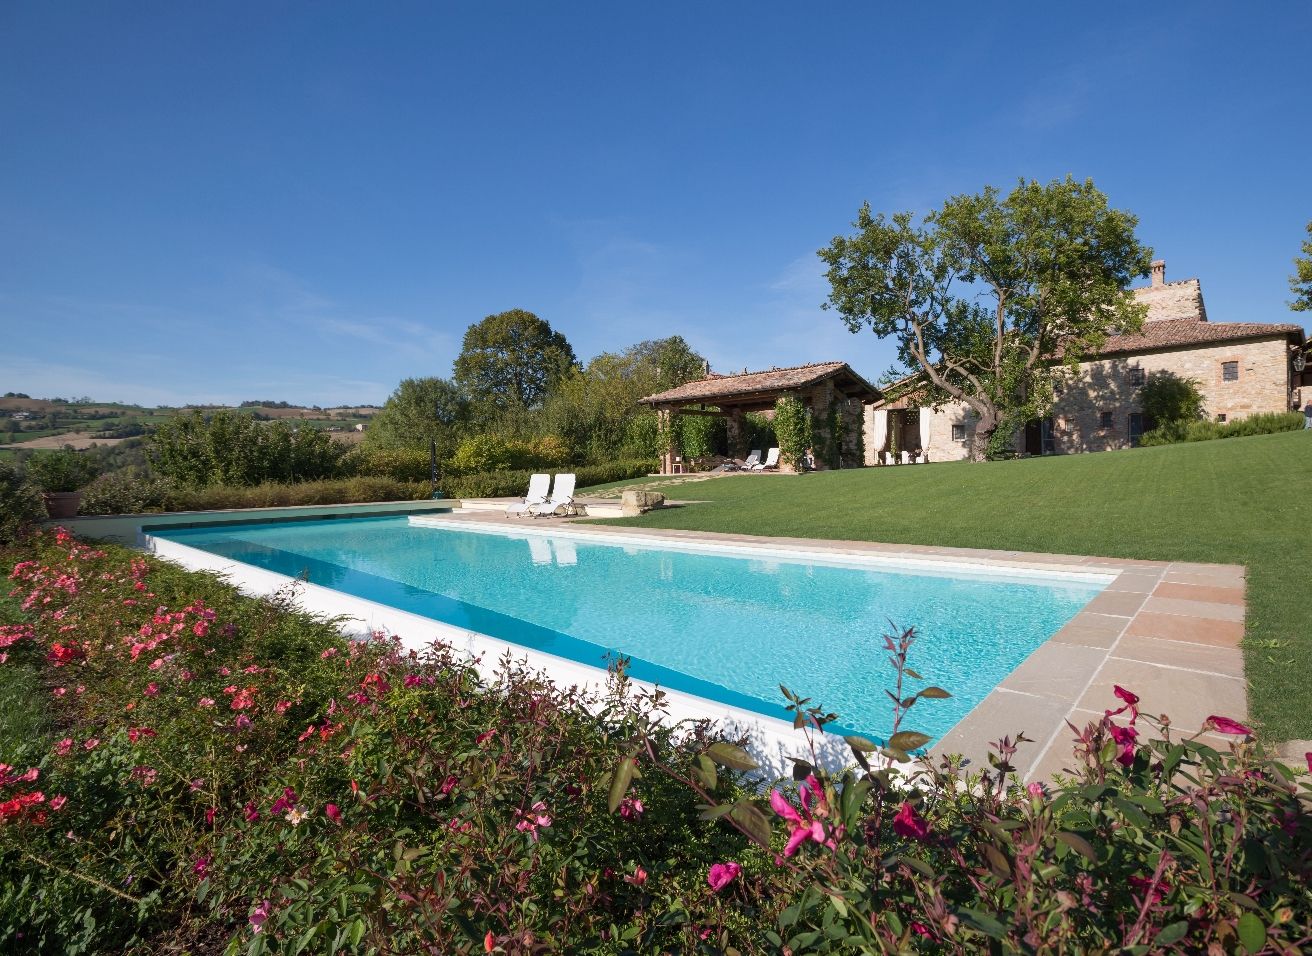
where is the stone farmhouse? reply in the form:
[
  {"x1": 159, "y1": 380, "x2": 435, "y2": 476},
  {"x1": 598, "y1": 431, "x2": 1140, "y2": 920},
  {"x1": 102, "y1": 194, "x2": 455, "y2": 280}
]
[{"x1": 866, "y1": 261, "x2": 1310, "y2": 461}]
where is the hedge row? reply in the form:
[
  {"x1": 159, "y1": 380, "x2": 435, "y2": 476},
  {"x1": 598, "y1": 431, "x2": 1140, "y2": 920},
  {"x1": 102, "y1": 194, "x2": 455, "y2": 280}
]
[
  {"x1": 75, "y1": 460, "x2": 658, "y2": 515},
  {"x1": 1139, "y1": 411, "x2": 1305, "y2": 446}
]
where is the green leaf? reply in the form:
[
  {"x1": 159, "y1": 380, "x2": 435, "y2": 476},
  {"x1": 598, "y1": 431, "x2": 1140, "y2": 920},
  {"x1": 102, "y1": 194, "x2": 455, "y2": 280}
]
[
  {"x1": 1237, "y1": 913, "x2": 1266, "y2": 952},
  {"x1": 956, "y1": 908, "x2": 1008, "y2": 939},
  {"x1": 1054, "y1": 831, "x2": 1097, "y2": 863},
  {"x1": 888, "y1": 730, "x2": 932, "y2": 752},
  {"x1": 608, "y1": 756, "x2": 636, "y2": 814},
  {"x1": 697, "y1": 803, "x2": 734, "y2": 821},
  {"x1": 790, "y1": 758, "x2": 814, "y2": 781},
  {"x1": 692, "y1": 753, "x2": 718, "y2": 791},
  {"x1": 896, "y1": 855, "x2": 937, "y2": 879},
  {"x1": 730, "y1": 801, "x2": 773, "y2": 847},
  {"x1": 1153, "y1": 922, "x2": 1190, "y2": 946},
  {"x1": 844, "y1": 735, "x2": 878, "y2": 753},
  {"x1": 706, "y1": 742, "x2": 758, "y2": 772},
  {"x1": 917, "y1": 686, "x2": 952, "y2": 699},
  {"x1": 349, "y1": 919, "x2": 366, "y2": 947}
]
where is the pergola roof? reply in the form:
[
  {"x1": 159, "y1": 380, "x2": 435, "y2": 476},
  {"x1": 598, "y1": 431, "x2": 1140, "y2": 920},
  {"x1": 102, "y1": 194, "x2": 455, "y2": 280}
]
[{"x1": 640, "y1": 361, "x2": 881, "y2": 409}]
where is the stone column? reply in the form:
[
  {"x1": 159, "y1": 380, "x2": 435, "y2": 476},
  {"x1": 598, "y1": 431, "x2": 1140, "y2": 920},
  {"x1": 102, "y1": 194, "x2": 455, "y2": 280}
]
[{"x1": 657, "y1": 407, "x2": 675, "y2": 474}]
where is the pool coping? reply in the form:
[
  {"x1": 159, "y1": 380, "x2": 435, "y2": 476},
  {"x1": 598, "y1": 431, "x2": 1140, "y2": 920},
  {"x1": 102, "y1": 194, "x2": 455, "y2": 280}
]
[
  {"x1": 141, "y1": 509, "x2": 1248, "y2": 783},
  {"x1": 416, "y1": 512, "x2": 1250, "y2": 782}
]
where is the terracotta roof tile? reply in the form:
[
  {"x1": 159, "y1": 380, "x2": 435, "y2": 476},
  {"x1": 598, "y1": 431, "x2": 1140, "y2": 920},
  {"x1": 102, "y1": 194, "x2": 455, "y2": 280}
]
[
  {"x1": 641, "y1": 361, "x2": 878, "y2": 404},
  {"x1": 1094, "y1": 319, "x2": 1302, "y2": 357}
]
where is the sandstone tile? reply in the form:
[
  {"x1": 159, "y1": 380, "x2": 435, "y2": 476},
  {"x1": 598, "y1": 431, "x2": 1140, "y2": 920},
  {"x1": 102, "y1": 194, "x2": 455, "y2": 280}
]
[
  {"x1": 1141, "y1": 596, "x2": 1245, "y2": 623},
  {"x1": 1152, "y1": 582, "x2": 1245, "y2": 606},
  {"x1": 1103, "y1": 572, "x2": 1165, "y2": 593},
  {"x1": 1077, "y1": 662, "x2": 1247, "y2": 731},
  {"x1": 1164, "y1": 569, "x2": 1246, "y2": 588},
  {"x1": 930, "y1": 690, "x2": 1069, "y2": 778},
  {"x1": 1109, "y1": 633, "x2": 1245, "y2": 678},
  {"x1": 1083, "y1": 589, "x2": 1148, "y2": 617},
  {"x1": 1125, "y1": 612, "x2": 1244, "y2": 647},
  {"x1": 1001, "y1": 643, "x2": 1106, "y2": 703},
  {"x1": 1048, "y1": 614, "x2": 1127, "y2": 649}
]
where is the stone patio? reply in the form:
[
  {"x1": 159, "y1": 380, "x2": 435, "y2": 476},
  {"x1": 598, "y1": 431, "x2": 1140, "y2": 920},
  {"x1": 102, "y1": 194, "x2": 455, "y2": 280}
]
[{"x1": 425, "y1": 509, "x2": 1249, "y2": 782}]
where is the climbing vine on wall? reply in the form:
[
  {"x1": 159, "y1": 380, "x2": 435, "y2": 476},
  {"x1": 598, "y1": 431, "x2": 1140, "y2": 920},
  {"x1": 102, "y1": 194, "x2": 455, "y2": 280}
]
[{"x1": 773, "y1": 395, "x2": 813, "y2": 470}]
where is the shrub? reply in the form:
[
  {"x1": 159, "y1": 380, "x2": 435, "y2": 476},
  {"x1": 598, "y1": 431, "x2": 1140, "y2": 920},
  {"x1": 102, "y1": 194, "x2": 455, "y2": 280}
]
[
  {"x1": 24, "y1": 449, "x2": 99, "y2": 493},
  {"x1": 447, "y1": 434, "x2": 513, "y2": 474},
  {"x1": 147, "y1": 411, "x2": 347, "y2": 487},
  {"x1": 79, "y1": 471, "x2": 179, "y2": 515},
  {"x1": 772, "y1": 395, "x2": 813, "y2": 470},
  {"x1": 0, "y1": 463, "x2": 43, "y2": 542},
  {"x1": 1140, "y1": 411, "x2": 1305, "y2": 446},
  {"x1": 340, "y1": 446, "x2": 433, "y2": 483},
  {"x1": 2, "y1": 533, "x2": 1308, "y2": 954},
  {"x1": 1138, "y1": 370, "x2": 1205, "y2": 425}
]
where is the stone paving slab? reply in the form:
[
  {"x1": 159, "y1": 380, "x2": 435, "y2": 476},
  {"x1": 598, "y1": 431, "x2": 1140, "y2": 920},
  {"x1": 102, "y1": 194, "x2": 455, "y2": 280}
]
[{"x1": 421, "y1": 509, "x2": 1248, "y2": 782}]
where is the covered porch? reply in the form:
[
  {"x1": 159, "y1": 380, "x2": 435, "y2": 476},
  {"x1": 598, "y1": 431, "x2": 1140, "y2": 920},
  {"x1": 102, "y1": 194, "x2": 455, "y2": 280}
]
[{"x1": 640, "y1": 361, "x2": 882, "y2": 475}]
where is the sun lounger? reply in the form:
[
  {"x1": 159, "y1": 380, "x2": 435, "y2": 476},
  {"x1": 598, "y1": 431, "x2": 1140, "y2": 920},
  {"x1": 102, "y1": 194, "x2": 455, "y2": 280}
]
[
  {"x1": 530, "y1": 473, "x2": 577, "y2": 517},
  {"x1": 741, "y1": 449, "x2": 762, "y2": 469},
  {"x1": 751, "y1": 448, "x2": 780, "y2": 471},
  {"x1": 507, "y1": 473, "x2": 550, "y2": 516}
]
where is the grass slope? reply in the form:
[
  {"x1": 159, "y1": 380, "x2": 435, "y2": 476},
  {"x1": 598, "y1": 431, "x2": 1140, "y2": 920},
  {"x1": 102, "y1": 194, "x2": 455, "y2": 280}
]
[{"x1": 596, "y1": 430, "x2": 1312, "y2": 740}]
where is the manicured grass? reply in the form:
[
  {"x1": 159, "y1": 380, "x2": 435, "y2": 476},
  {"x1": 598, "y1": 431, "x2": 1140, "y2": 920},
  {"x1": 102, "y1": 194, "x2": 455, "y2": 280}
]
[{"x1": 597, "y1": 430, "x2": 1312, "y2": 741}]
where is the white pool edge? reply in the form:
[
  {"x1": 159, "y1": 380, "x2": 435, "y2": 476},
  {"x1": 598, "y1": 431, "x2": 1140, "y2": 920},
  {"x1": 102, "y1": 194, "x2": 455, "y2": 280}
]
[
  {"x1": 142, "y1": 532, "x2": 854, "y2": 778},
  {"x1": 410, "y1": 514, "x2": 1118, "y2": 586}
]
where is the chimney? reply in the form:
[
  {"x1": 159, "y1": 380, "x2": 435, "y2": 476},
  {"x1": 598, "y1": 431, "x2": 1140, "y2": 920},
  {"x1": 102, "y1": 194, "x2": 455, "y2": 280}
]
[
  {"x1": 1150, "y1": 260, "x2": 1165, "y2": 287},
  {"x1": 702, "y1": 359, "x2": 711, "y2": 377}
]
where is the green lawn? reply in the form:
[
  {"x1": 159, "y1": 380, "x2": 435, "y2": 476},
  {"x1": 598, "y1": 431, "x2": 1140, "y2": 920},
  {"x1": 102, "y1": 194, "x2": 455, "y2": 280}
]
[{"x1": 596, "y1": 430, "x2": 1312, "y2": 741}]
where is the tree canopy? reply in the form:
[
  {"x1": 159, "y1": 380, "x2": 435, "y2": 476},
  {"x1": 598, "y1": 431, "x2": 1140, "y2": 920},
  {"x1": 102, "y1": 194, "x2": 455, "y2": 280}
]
[
  {"x1": 453, "y1": 309, "x2": 578, "y2": 414},
  {"x1": 1290, "y1": 220, "x2": 1312, "y2": 312},
  {"x1": 819, "y1": 177, "x2": 1152, "y2": 458},
  {"x1": 365, "y1": 377, "x2": 469, "y2": 451}
]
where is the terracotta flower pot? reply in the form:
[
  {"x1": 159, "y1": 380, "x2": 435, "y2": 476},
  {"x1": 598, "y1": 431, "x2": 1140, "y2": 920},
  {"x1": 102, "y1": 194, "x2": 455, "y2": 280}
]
[{"x1": 43, "y1": 492, "x2": 82, "y2": 519}]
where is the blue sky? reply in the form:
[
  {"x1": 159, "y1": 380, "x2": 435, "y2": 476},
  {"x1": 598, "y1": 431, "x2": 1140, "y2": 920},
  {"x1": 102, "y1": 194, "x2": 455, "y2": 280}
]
[{"x1": 2, "y1": 1, "x2": 1310, "y2": 406}]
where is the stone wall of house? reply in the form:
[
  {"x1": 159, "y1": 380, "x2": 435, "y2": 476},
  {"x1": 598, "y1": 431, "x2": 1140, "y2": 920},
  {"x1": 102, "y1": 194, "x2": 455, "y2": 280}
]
[
  {"x1": 1133, "y1": 278, "x2": 1207, "y2": 323},
  {"x1": 860, "y1": 335, "x2": 1294, "y2": 460},
  {"x1": 1050, "y1": 336, "x2": 1293, "y2": 452}
]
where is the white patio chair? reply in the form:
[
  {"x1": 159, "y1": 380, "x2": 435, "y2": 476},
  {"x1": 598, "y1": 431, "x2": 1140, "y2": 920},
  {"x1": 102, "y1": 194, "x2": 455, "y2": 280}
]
[
  {"x1": 741, "y1": 449, "x2": 762, "y2": 469},
  {"x1": 530, "y1": 473, "x2": 577, "y2": 517},
  {"x1": 506, "y1": 473, "x2": 550, "y2": 517},
  {"x1": 751, "y1": 448, "x2": 780, "y2": 471}
]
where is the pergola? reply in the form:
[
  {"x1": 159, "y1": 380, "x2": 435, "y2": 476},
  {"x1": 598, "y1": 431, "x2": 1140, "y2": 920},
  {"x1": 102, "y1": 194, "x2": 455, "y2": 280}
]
[{"x1": 639, "y1": 361, "x2": 882, "y2": 473}]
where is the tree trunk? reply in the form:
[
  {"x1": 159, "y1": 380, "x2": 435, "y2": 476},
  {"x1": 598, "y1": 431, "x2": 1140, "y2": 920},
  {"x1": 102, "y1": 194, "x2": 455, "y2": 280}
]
[{"x1": 970, "y1": 409, "x2": 1001, "y2": 462}]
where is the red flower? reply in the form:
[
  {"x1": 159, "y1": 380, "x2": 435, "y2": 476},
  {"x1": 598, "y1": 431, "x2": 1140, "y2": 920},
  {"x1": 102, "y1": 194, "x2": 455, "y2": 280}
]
[
  {"x1": 1203, "y1": 715, "x2": 1253, "y2": 736},
  {"x1": 484, "y1": 930, "x2": 495, "y2": 953},
  {"x1": 624, "y1": 866, "x2": 648, "y2": 886},
  {"x1": 325, "y1": 803, "x2": 342, "y2": 824},
  {"x1": 1305, "y1": 752, "x2": 1312, "y2": 774},
  {"x1": 244, "y1": 801, "x2": 260, "y2": 822},
  {"x1": 1108, "y1": 721, "x2": 1138, "y2": 766},
  {"x1": 193, "y1": 855, "x2": 211, "y2": 879},
  {"x1": 1128, "y1": 873, "x2": 1169, "y2": 903},
  {"x1": 892, "y1": 801, "x2": 930, "y2": 841}
]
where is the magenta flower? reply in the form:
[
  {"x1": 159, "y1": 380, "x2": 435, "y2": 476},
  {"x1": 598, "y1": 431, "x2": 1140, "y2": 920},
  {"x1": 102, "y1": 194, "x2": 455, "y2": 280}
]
[
  {"x1": 54, "y1": 738, "x2": 72, "y2": 757},
  {"x1": 514, "y1": 801, "x2": 552, "y2": 841},
  {"x1": 249, "y1": 899, "x2": 271, "y2": 934},
  {"x1": 892, "y1": 801, "x2": 930, "y2": 841},
  {"x1": 618, "y1": 796, "x2": 644, "y2": 820},
  {"x1": 1305, "y1": 752, "x2": 1311, "y2": 774},
  {"x1": 768, "y1": 776, "x2": 835, "y2": 857},
  {"x1": 624, "y1": 866, "x2": 648, "y2": 886},
  {"x1": 270, "y1": 787, "x2": 297, "y2": 815},
  {"x1": 193, "y1": 855, "x2": 211, "y2": 879},
  {"x1": 197, "y1": 697, "x2": 215, "y2": 709},
  {"x1": 1026, "y1": 781, "x2": 1047, "y2": 799},
  {"x1": 1204, "y1": 715, "x2": 1253, "y2": 736},
  {"x1": 49, "y1": 795, "x2": 67, "y2": 811},
  {"x1": 1108, "y1": 721, "x2": 1138, "y2": 766},
  {"x1": 143, "y1": 683, "x2": 159, "y2": 697},
  {"x1": 325, "y1": 803, "x2": 342, "y2": 824},
  {"x1": 243, "y1": 801, "x2": 260, "y2": 822},
  {"x1": 707, "y1": 862, "x2": 741, "y2": 892}
]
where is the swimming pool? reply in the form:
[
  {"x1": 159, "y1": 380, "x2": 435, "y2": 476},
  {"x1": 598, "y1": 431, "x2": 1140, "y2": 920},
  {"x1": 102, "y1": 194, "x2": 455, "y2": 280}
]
[{"x1": 151, "y1": 516, "x2": 1107, "y2": 742}]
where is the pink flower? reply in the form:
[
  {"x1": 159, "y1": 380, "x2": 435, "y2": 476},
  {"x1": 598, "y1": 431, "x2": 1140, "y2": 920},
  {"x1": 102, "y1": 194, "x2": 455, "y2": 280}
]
[
  {"x1": 83, "y1": 738, "x2": 100, "y2": 751},
  {"x1": 244, "y1": 801, "x2": 260, "y2": 822},
  {"x1": 143, "y1": 683, "x2": 159, "y2": 697},
  {"x1": 1027, "y1": 781, "x2": 1048, "y2": 799},
  {"x1": 618, "y1": 797, "x2": 644, "y2": 820},
  {"x1": 55, "y1": 738, "x2": 73, "y2": 756},
  {"x1": 274, "y1": 700, "x2": 292, "y2": 714},
  {"x1": 197, "y1": 697, "x2": 215, "y2": 709},
  {"x1": 49, "y1": 795, "x2": 67, "y2": 811},
  {"x1": 475, "y1": 729, "x2": 496, "y2": 745},
  {"x1": 205, "y1": 807, "x2": 216, "y2": 825},
  {"x1": 514, "y1": 801, "x2": 552, "y2": 841},
  {"x1": 892, "y1": 801, "x2": 930, "y2": 841},
  {"x1": 769, "y1": 776, "x2": 835, "y2": 857},
  {"x1": 249, "y1": 899, "x2": 271, "y2": 934},
  {"x1": 1305, "y1": 752, "x2": 1312, "y2": 774},
  {"x1": 148, "y1": 657, "x2": 164, "y2": 670},
  {"x1": 52, "y1": 687, "x2": 66, "y2": 698},
  {"x1": 270, "y1": 788, "x2": 297, "y2": 815},
  {"x1": 1128, "y1": 873, "x2": 1169, "y2": 903},
  {"x1": 707, "y1": 862, "x2": 741, "y2": 892},
  {"x1": 320, "y1": 647, "x2": 338, "y2": 659},
  {"x1": 624, "y1": 866, "x2": 648, "y2": 886},
  {"x1": 234, "y1": 714, "x2": 253, "y2": 731},
  {"x1": 1108, "y1": 721, "x2": 1138, "y2": 767},
  {"x1": 325, "y1": 803, "x2": 342, "y2": 824},
  {"x1": 1204, "y1": 715, "x2": 1253, "y2": 736},
  {"x1": 440, "y1": 775, "x2": 458, "y2": 796},
  {"x1": 193, "y1": 855, "x2": 211, "y2": 879}
]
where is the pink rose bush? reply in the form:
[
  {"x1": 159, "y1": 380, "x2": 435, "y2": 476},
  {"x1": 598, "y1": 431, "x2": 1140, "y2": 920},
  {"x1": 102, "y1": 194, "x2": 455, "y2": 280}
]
[{"x1": 1, "y1": 530, "x2": 1310, "y2": 954}]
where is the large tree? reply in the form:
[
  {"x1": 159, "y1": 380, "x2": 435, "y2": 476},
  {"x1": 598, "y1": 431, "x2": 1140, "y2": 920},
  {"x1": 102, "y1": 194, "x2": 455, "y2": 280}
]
[
  {"x1": 365, "y1": 377, "x2": 469, "y2": 450},
  {"x1": 540, "y1": 336, "x2": 707, "y2": 459},
  {"x1": 1290, "y1": 220, "x2": 1312, "y2": 312},
  {"x1": 819, "y1": 177, "x2": 1153, "y2": 459},
  {"x1": 453, "y1": 309, "x2": 578, "y2": 413}
]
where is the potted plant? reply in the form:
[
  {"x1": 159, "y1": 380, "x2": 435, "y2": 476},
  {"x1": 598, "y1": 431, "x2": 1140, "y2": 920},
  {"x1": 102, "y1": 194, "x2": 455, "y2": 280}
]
[{"x1": 26, "y1": 449, "x2": 99, "y2": 519}]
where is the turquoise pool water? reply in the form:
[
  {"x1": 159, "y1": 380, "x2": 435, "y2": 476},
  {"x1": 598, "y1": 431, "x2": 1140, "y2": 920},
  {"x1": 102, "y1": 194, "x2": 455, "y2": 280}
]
[{"x1": 152, "y1": 517, "x2": 1105, "y2": 742}]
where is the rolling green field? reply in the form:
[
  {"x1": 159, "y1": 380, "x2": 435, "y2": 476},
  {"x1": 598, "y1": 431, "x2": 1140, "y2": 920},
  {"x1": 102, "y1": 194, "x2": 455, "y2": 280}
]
[{"x1": 592, "y1": 430, "x2": 1312, "y2": 741}]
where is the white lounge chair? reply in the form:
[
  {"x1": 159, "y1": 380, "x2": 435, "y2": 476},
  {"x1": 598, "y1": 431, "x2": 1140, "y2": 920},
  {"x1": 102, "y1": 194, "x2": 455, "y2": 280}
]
[
  {"x1": 751, "y1": 448, "x2": 780, "y2": 471},
  {"x1": 507, "y1": 473, "x2": 551, "y2": 516},
  {"x1": 741, "y1": 449, "x2": 762, "y2": 470},
  {"x1": 530, "y1": 473, "x2": 577, "y2": 517}
]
